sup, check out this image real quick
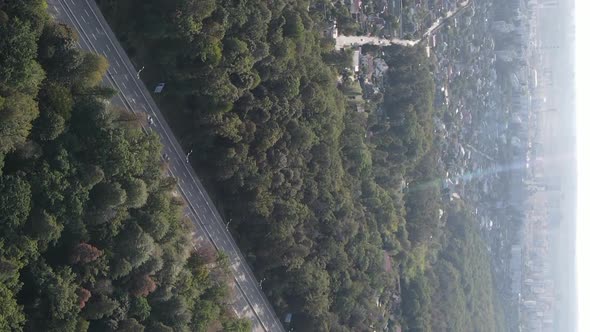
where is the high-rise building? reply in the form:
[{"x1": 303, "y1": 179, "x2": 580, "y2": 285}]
[
  {"x1": 540, "y1": 0, "x2": 558, "y2": 8},
  {"x1": 492, "y1": 20, "x2": 515, "y2": 34}
]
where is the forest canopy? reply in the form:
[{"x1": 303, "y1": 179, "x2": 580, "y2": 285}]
[
  {"x1": 0, "y1": 2, "x2": 249, "y2": 331},
  {"x1": 401, "y1": 204, "x2": 506, "y2": 332},
  {"x1": 0, "y1": 0, "x2": 510, "y2": 330},
  {"x1": 94, "y1": 0, "x2": 507, "y2": 330}
]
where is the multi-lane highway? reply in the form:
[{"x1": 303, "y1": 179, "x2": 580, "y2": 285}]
[{"x1": 46, "y1": 1, "x2": 285, "y2": 331}]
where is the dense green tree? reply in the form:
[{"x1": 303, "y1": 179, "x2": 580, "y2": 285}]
[
  {"x1": 82, "y1": 295, "x2": 118, "y2": 320},
  {"x1": 35, "y1": 110, "x2": 66, "y2": 141},
  {"x1": 24, "y1": 262, "x2": 80, "y2": 330},
  {"x1": 128, "y1": 296, "x2": 151, "y2": 322},
  {"x1": 117, "y1": 318, "x2": 145, "y2": 332},
  {"x1": 0, "y1": 15, "x2": 44, "y2": 92},
  {"x1": 222, "y1": 318, "x2": 252, "y2": 332},
  {"x1": 0, "y1": 93, "x2": 39, "y2": 154},
  {"x1": 74, "y1": 53, "x2": 109, "y2": 88},
  {"x1": 37, "y1": 22, "x2": 83, "y2": 83},
  {"x1": 0, "y1": 175, "x2": 31, "y2": 232},
  {"x1": 0, "y1": 282, "x2": 25, "y2": 331},
  {"x1": 123, "y1": 178, "x2": 148, "y2": 208},
  {"x1": 91, "y1": 182, "x2": 127, "y2": 209}
]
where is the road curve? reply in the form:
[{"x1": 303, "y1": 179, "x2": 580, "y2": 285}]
[{"x1": 46, "y1": 0, "x2": 285, "y2": 331}]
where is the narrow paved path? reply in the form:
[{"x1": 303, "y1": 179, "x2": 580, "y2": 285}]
[{"x1": 335, "y1": 0, "x2": 473, "y2": 49}]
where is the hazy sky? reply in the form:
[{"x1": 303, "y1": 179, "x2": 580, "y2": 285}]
[{"x1": 576, "y1": 0, "x2": 587, "y2": 330}]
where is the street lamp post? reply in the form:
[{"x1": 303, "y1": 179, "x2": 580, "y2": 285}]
[
  {"x1": 186, "y1": 149, "x2": 193, "y2": 163},
  {"x1": 136, "y1": 66, "x2": 145, "y2": 79}
]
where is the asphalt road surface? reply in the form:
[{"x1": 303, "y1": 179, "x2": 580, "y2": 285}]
[{"x1": 46, "y1": 1, "x2": 285, "y2": 331}]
